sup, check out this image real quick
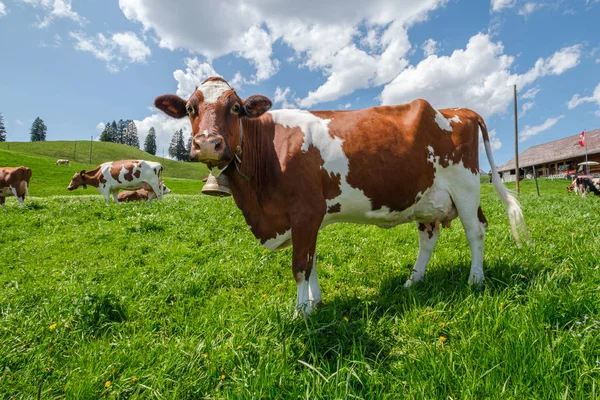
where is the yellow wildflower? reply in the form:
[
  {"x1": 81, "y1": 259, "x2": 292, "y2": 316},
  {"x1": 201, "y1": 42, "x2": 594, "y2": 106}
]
[
  {"x1": 105, "y1": 381, "x2": 111, "y2": 388},
  {"x1": 440, "y1": 335, "x2": 448, "y2": 343},
  {"x1": 343, "y1": 317, "x2": 349, "y2": 323},
  {"x1": 566, "y1": 267, "x2": 571, "y2": 271},
  {"x1": 500, "y1": 302, "x2": 505, "y2": 308},
  {"x1": 220, "y1": 375, "x2": 226, "y2": 380},
  {"x1": 132, "y1": 377, "x2": 138, "y2": 383},
  {"x1": 49, "y1": 323, "x2": 57, "y2": 330}
]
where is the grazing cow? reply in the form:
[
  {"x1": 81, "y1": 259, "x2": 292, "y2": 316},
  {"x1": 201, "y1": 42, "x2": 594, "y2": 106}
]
[
  {"x1": 155, "y1": 77, "x2": 526, "y2": 314},
  {"x1": 56, "y1": 159, "x2": 70, "y2": 166},
  {"x1": 0, "y1": 166, "x2": 32, "y2": 210},
  {"x1": 575, "y1": 177, "x2": 600, "y2": 197},
  {"x1": 118, "y1": 184, "x2": 171, "y2": 203},
  {"x1": 67, "y1": 160, "x2": 164, "y2": 205}
]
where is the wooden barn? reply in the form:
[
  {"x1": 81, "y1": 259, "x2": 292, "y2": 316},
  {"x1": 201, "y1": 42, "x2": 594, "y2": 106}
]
[{"x1": 498, "y1": 128, "x2": 600, "y2": 182}]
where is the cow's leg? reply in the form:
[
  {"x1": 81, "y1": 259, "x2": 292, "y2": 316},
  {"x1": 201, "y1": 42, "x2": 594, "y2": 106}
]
[
  {"x1": 112, "y1": 191, "x2": 120, "y2": 205},
  {"x1": 147, "y1": 191, "x2": 155, "y2": 205},
  {"x1": 292, "y1": 218, "x2": 323, "y2": 316},
  {"x1": 10, "y1": 187, "x2": 24, "y2": 207},
  {"x1": 404, "y1": 222, "x2": 440, "y2": 287},
  {"x1": 457, "y1": 205, "x2": 487, "y2": 285},
  {"x1": 150, "y1": 182, "x2": 162, "y2": 201}
]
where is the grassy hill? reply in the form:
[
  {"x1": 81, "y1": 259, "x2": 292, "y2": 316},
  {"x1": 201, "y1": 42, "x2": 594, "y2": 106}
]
[{"x1": 0, "y1": 141, "x2": 209, "y2": 197}]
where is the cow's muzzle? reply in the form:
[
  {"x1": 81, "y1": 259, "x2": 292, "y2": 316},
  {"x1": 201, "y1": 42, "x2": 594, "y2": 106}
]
[{"x1": 190, "y1": 134, "x2": 227, "y2": 163}]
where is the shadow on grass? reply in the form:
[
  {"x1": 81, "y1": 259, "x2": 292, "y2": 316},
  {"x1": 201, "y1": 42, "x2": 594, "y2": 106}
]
[{"x1": 288, "y1": 260, "x2": 541, "y2": 367}]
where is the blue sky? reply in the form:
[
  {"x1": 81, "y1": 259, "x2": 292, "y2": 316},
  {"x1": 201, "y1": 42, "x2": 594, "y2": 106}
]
[{"x1": 0, "y1": 0, "x2": 599, "y2": 169}]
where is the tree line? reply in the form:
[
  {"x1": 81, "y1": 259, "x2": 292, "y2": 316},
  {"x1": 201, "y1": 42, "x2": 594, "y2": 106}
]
[{"x1": 0, "y1": 113, "x2": 47, "y2": 142}]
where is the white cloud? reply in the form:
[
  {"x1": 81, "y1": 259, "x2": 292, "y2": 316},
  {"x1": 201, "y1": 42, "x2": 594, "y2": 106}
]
[
  {"x1": 491, "y1": 0, "x2": 516, "y2": 12},
  {"x1": 133, "y1": 114, "x2": 192, "y2": 158},
  {"x1": 172, "y1": 58, "x2": 220, "y2": 99},
  {"x1": 480, "y1": 128, "x2": 502, "y2": 154},
  {"x1": 520, "y1": 115, "x2": 564, "y2": 142},
  {"x1": 422, "y1": 38, "x2": 438, "y2": 57},
  {"x1": 69, "y1": 31, "x2": 151, "y2": 72},
  {"x1": 521, "y1": 86, "x2": 540, "y2": 99},
  {"x1": 518, "y1": 2, "x2": 541, "y2": 16},
  {"x1": 119, "y1": 0, "x2": 448, "y2": 105},
  {"x1": 21, "y1": 0, "x2": 87, "y2": 27},
  {"x1": 15, "y1": 120, "x2": 23, "y2": 126},
  {"x1": 567, "y1": 82, "x2": 600, "y2": 113},
  {"x1": 0, "y1": 1, "x2": 7, "y2": 17},
  {"x1": 520, "y1": 101, "x2": 534, "y2": 117},
  {"x1": 273, "y1": 87, "x2": 296, "y2": 109},
  {"x1": 96, "y1": 122, "x2": 105, "y2": 132},
  {"x1": 381, "y1": 34, "x2": 582, "y2": 118}
]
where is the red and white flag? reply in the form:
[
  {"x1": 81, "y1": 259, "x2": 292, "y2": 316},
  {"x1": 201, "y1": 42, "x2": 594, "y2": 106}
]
[{"x1": 578, "y1": 131, "x2": 586, "y2": 147}]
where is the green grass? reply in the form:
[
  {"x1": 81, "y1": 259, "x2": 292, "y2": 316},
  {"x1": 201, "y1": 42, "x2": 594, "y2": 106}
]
[
  {"x1": 0, "y1": 179, "x2": 599, "y2": 398},
  {"x1": 0, "y1": 141, "x2": 209, "y2": 196}
]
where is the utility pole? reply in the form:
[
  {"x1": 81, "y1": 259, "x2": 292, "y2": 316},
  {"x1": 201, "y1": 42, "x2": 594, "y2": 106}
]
[
  {"x1": 73, "y1": 141, "x2": 77, "y2": 161},
  {"x1": 513, "y1": 84, "x2": 520, "y2": 195},
  {"x1": 89, "y1": 136, "x2": 93, "y2": 163}
]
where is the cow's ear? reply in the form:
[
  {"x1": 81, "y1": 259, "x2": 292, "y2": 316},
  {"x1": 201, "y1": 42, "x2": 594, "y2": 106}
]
[
  {"x1": 242, "y1": 95, "x2": 272, "y2": 118},
  {"x1": 80, "y1": 170, "x2": 86, "y2": 175},
  {"x1": 154, "y1": 95, "x2": 188, "y2": 119}
]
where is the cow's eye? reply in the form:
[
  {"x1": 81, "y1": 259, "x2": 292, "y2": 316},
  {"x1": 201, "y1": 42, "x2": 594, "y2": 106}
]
[
  {"x1": 232, "y1": 104, "x2": 240, "y2": 114},
  {"x1": 186, "y1": 104, "x2": 195, "y2": 115}
]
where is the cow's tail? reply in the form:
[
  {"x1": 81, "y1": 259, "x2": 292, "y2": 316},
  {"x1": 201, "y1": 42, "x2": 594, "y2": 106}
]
[{"x1": 478, "y1": 116, "x2": 528, "y2": 244}]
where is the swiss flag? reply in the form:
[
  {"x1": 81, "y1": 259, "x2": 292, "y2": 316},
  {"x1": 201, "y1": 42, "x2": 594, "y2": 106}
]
[{"x1": 578, "y1": 131, "x2": 586, "y2": 147}]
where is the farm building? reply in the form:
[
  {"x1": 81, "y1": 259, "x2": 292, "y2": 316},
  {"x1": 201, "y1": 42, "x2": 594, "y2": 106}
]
[{"x1": 498, "y1": 128, "x2": 600, "y2": 182}]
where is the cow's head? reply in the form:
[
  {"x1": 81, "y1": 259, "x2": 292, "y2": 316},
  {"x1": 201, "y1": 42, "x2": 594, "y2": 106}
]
[
  {"x1": 162, "y1": 184, "x2": 171, "y2": 195},
  {"x1": 67, "y1": 170, "x2": 87, "y2": 191},
  {"x1": 154, "y1": 77, "x2": 272, "y2": 173}
]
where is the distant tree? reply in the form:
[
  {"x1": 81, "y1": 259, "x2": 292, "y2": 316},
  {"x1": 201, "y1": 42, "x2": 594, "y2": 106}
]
[
  {"x1": 0, "y1": 113, "x2": 6, "y2": 142},
  {"x1": 144, "y1": 127, "x2": 157, "y2": 155},
  {"x1": 117, "y1": 119, "x2": 128, "y2": 144},
  {"x1": 99, "y1": 122, "x2": 112, "y2": 142},
  {"x1": 29, "y1": 117, "x2": 47, "y2": 142},
  {"x1": 110, "y1": 121, "x2": 118, "y2": 143},
  {"x1": 123, "y1": 120, "x2": 139, "y2": 148},
  {"x1": 185, "y1": 135, "x2": 192, "y2": 161},
  {"x1": 168, "y1": 129, "x2": 188, "y2": 161}
]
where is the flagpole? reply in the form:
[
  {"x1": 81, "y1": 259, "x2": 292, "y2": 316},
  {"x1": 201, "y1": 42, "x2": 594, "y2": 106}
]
[{"x1": 585, "y1": 130, "x2": 588, "y2": 175}]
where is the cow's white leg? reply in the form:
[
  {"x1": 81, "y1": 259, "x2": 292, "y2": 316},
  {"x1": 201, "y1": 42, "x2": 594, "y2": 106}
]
[
  {"x1": 150, "y1": 183, "x2": 162, "y2": 201},
  {"x1": 10, "y1": 187, "x2": 24, "y2": 207},
  {"x1": 147, "y1": 191, "x2": 155, "y2": 205},
  {"x1": 296, "y1": 254, "x2": 322, "y2": 313},
  {"x1": 457, "y1": 206, "x2": 487, "y2": 285},
  {"x1": 404, "y1": 222, "x2": 440, "y2": 287}
]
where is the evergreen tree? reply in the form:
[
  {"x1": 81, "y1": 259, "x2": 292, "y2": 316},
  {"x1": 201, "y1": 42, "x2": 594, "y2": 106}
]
[
  {"x1": 144, "y1": 127, "x2": 157, "y2": 155},
  {"x1": 168, "y1": 129, "x2": 188, "y2": 161},
  {"x1": 117, "y1": 119, "x2": 129, "y2": 144},
  {"x1": 99, "y1": 122, "x2": 112, "y2": 142},
  {"x1": 123, "y1": 120, "x2": 139, "y2": 148},
  {"x1": 0, "y1": 113, "x2": 6, "y2": 142},
  {"x1": 29, "y1": 117, "x2": 47, "y2": 142},
  {"x1": 110, "y1": 121, "x2": 118, "y2": 143},
  {"x1": 185, "y1": 135, "x2": 193, "y2": 161}
]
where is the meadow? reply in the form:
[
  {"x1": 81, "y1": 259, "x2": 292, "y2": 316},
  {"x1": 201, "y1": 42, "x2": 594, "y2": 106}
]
[{"x1": 1, "y1": 150, "x2": 599, "y2": 398}]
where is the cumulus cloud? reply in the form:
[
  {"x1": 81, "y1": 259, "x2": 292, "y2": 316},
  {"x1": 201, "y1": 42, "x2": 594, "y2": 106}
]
[
  {"x1": 172, "y1": 58, "x2": 220, "y2": 99},
  {"x1": 0, "y1": 1, "x2": 7, "y2": 17},
  {"x1": 520, "y1": 115, "x2": 564, "y2": 142},
  {"x1": 480, "y1": 128, "x2": 502, "y2": 154},
  {"x1": 21, "y1": 0, "x2": 87, "y2": 27},
  {"x1": 491, "y1": 0, "x2": 516, "y2": 12},
  {"x1": 96, "y1": 122, "x2": 105, "y2": 132},
  {"x1": 380, "y1": 33, "x2": 582, "y2": 118},
  {"x1": 69, "y1": 31, "x2": 151, "y2": 72},
  {"x1": 567, "y1": 82, "x2": 600, "y2": 113},
  {"x1": 422, "y1": 38, "x2": 438, "y2": 57},
  {"x1": 273, "y1": 87, "x2": 296, "y2": 109},
  {"x1": 119, "y1": 0, "x2": 447, "y2": 105},
  {"x1": 133, "y1": 114, "x2": 192, "y2": 159}
]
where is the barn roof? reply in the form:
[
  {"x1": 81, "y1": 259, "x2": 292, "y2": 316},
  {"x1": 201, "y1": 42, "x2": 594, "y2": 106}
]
[{"x1": 498, "y1": 128, "x2": 600, "y2": 171}]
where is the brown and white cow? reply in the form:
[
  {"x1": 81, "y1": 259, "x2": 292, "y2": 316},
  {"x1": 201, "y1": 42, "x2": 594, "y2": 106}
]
[
  {"x1": 117, "y1": 184, "x2": 171, "y2": 203},
  {"x1": 67, "y1": 160, "x2": 164, "y2": 205},
  {"x1": 155, "y1": 77, "x2": 526, "y2": 314},
  {"x1": 56, "y1": 159, "x2": 70, "y2": 166},
  {"x1": 0, "y1": 166, "x2": 32, "y2": 210}
]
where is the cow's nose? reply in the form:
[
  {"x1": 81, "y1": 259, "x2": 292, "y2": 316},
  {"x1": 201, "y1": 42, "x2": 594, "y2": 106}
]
[{"x1": 190, "y1": 135, "x2": 224, "y2": 162}]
